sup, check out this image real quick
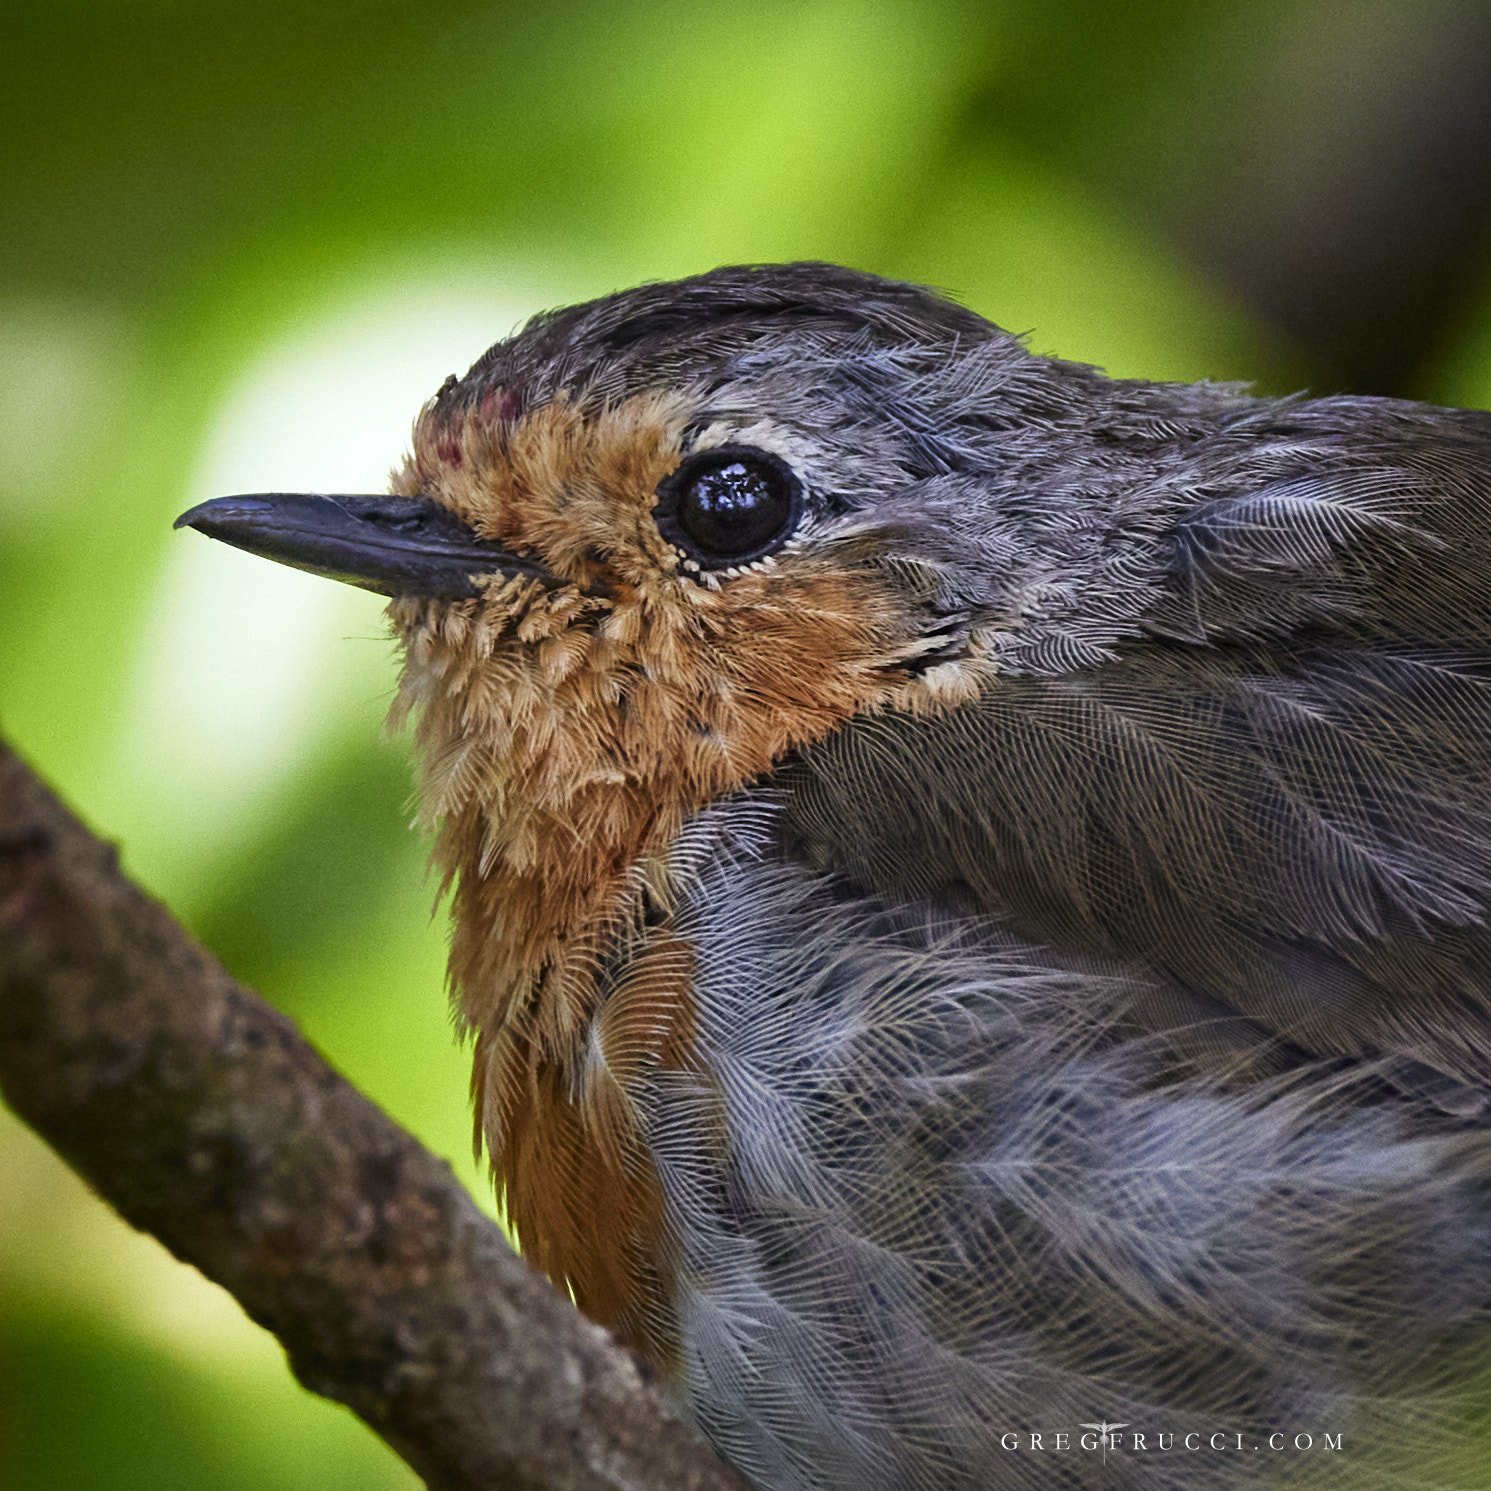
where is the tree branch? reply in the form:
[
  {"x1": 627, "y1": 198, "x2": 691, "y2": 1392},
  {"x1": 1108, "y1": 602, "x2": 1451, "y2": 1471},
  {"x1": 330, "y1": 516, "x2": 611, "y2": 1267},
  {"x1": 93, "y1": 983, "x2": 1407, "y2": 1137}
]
[{"x1": 0, "y1": 739, "x2": 746, "y2": 1491}]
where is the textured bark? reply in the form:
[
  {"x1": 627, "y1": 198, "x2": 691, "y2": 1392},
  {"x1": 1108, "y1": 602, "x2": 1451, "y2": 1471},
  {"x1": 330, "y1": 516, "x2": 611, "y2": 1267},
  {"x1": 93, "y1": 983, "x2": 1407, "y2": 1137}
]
[{"x1": 0, "y1": 740, "x2": 746, "y2": 1491}]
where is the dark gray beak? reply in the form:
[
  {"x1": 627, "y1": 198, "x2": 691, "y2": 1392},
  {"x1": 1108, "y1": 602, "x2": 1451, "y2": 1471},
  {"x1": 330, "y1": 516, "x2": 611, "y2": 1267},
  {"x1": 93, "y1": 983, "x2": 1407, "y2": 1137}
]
[{"x1": 173, "y1": 493, "x2": 556, "y2": 599}]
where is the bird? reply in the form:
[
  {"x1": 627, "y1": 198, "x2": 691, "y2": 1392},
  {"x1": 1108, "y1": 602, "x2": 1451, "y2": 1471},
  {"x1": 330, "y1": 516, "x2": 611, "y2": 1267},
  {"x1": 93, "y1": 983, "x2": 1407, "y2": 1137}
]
[{"x1": 177, "y1": 262, "x2": 1491, "y2": 1489}]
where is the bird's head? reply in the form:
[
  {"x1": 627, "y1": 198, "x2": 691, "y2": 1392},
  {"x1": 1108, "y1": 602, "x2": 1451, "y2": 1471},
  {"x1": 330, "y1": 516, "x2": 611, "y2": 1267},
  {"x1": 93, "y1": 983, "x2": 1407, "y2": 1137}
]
[{"x1": 180, "y1": 264, "x2": 1222, "y2": 868}]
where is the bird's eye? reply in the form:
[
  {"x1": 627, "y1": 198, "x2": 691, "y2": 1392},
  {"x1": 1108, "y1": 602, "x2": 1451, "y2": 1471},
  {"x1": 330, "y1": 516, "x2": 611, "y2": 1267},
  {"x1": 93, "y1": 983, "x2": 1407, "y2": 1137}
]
[{"x1": 654, "y1": 446, "x2": 802, "y2": 568}]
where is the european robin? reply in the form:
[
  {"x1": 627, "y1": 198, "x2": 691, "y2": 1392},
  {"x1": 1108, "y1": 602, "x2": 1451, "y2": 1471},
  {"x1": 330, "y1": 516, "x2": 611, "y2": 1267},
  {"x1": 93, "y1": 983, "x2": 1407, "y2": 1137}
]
[{"x1": 179, "y1": 264, "x2": 1491, "y2": 1489}]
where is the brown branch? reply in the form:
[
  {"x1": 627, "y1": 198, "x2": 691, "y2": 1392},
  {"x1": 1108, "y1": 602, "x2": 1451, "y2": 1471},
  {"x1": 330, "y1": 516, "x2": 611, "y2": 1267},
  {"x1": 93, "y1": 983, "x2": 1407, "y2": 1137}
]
[{"x1": 0, "y1": 739, "x2": 747, "y2": 1491}]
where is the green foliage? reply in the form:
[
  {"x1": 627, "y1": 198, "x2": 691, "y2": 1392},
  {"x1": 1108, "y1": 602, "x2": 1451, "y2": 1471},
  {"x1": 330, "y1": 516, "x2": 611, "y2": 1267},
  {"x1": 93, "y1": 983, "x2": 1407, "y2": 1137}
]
[{"x1": 3, "y1": 1, "x2": 1489, "y2": 1485}]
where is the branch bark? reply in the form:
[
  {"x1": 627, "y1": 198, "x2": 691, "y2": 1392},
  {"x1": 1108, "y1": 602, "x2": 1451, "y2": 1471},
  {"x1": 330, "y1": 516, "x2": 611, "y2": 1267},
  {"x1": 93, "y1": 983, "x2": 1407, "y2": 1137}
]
[{"x1": 0, "y1": 739, "x2": 747, "y2": 1491}]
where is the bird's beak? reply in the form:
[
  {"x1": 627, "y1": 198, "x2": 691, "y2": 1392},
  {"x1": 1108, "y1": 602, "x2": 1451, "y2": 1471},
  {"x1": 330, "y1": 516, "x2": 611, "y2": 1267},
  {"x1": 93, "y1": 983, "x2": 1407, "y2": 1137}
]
[{"x1": 173, "y1": 492, "x2": 558, "y2": 599}]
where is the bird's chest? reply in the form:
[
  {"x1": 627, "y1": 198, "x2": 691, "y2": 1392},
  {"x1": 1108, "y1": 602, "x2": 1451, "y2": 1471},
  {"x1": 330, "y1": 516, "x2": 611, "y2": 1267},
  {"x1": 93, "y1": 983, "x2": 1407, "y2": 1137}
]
[{"x1": 467, "y1": 788, "x2": 928, "y2": 1384}]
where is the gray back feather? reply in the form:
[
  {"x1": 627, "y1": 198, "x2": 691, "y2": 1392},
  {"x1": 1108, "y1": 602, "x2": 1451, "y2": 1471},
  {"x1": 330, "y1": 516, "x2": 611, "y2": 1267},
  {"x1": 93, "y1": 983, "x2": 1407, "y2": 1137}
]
[
  {"x1": 636, "y1": 800, "x2": 1491, "y2": 1490},
  {"x1": 780, "y1": 399, "x2": 1491, "y2": 1103}
]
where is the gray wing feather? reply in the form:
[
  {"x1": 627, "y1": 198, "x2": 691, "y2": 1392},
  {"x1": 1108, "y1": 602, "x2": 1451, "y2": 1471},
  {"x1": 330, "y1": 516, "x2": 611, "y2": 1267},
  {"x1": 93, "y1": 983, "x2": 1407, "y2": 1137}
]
[
  {"x1": 781, "y1": 406, "x2": 1491, "y2": 1095},
  {"x1": 643, "y1": 801, "x2": 1491, "y2": 1491}
]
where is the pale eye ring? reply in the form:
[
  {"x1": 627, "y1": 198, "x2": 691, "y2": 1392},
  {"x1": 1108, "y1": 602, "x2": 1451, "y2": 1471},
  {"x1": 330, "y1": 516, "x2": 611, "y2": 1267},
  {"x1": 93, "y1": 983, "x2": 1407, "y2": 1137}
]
[{"x1": 653, "y1": 445, "x2": 802, "y2": 568}]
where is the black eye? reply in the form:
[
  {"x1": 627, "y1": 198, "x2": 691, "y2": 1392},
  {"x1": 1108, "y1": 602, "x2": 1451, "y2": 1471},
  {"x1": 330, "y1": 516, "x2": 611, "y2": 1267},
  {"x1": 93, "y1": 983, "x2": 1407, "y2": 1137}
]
[{"x1": 654, "y1": 446, "x2": 802, "y2": 568}]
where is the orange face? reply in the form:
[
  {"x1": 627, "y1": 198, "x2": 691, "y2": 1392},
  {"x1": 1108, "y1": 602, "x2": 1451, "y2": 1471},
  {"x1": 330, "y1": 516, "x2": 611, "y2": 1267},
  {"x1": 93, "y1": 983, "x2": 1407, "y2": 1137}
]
[{"x1": 390, "y1": 385, "x2": 957, "y2": 822}]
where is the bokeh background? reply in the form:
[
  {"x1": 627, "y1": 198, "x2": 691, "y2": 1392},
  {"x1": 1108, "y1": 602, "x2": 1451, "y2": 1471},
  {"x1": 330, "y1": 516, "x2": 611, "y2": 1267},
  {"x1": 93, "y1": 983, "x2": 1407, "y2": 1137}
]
[{"x1": 6, "y1": 1, "x2": 1491, "y2": 1485}]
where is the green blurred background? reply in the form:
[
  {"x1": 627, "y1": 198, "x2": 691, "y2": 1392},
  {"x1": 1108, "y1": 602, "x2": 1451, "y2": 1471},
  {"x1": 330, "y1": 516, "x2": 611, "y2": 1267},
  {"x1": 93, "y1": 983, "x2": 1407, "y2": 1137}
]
[{"x1": 5, "y1": 1, "x2": 1491, "y2": 1485}]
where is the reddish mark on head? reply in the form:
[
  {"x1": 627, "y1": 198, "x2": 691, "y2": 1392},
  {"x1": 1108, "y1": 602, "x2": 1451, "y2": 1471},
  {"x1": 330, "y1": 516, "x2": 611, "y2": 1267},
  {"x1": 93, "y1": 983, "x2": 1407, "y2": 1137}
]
[{"x1": 482, "y1": 386, "x2": 525, "y2": 423}]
